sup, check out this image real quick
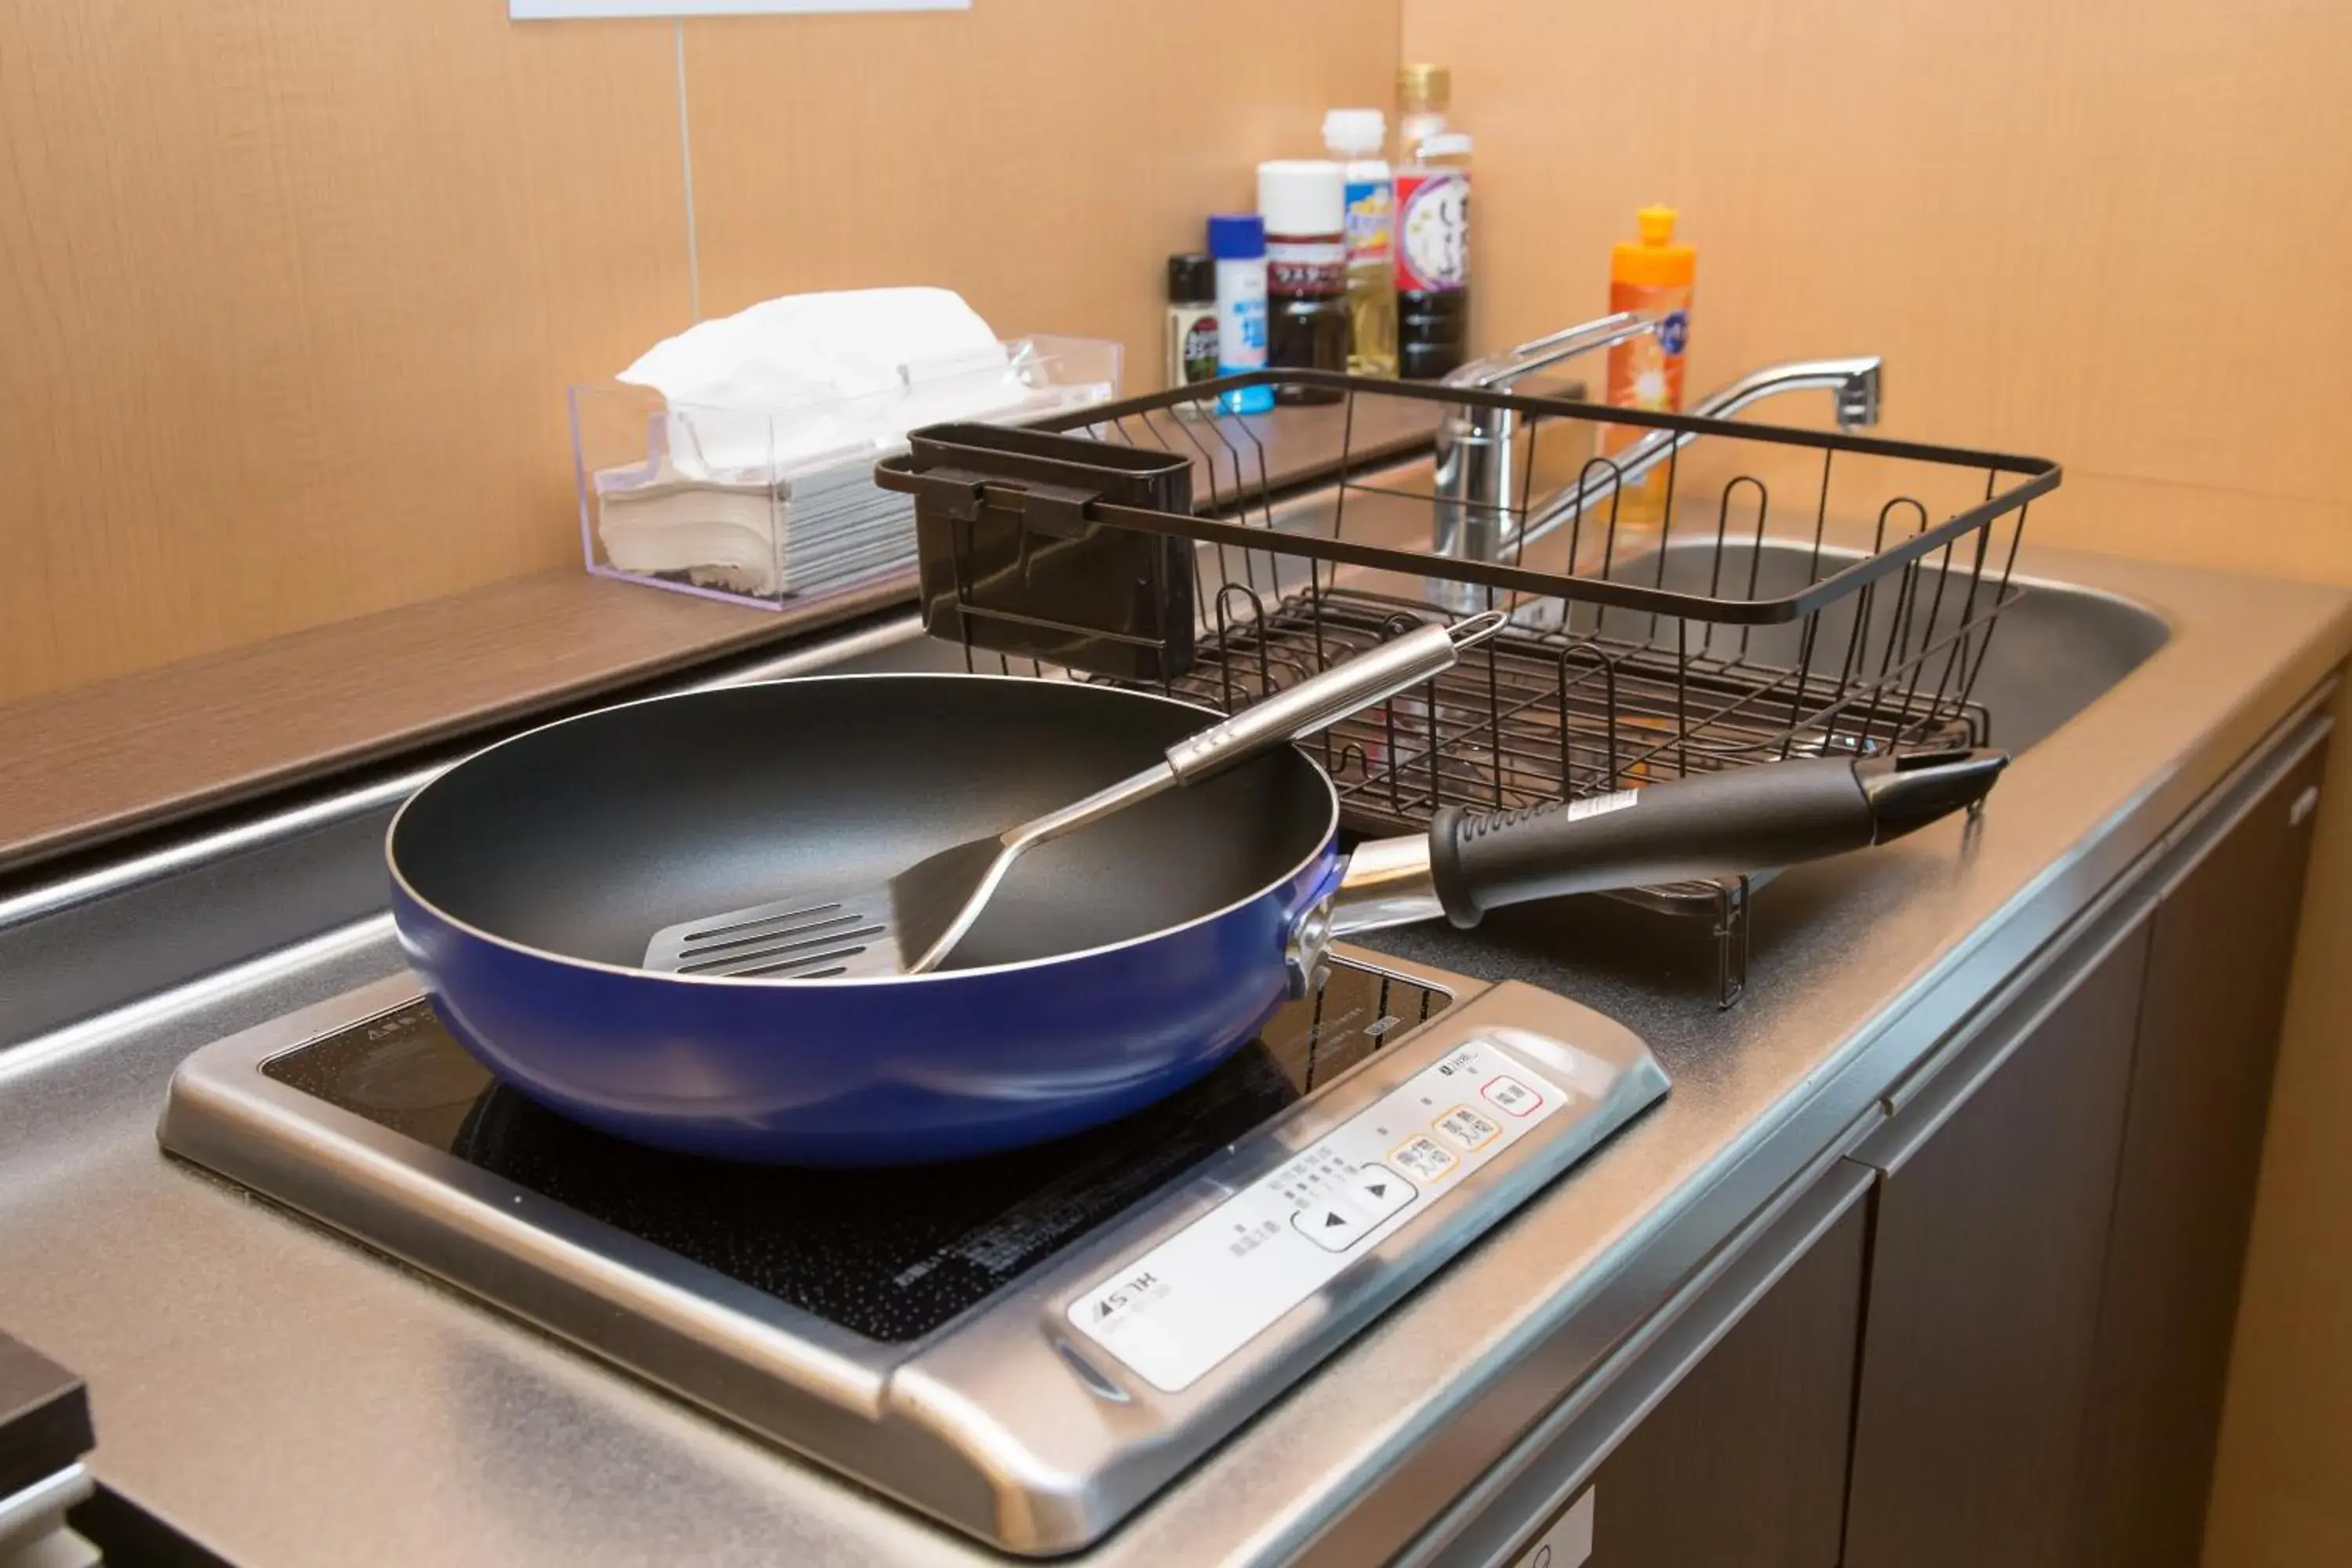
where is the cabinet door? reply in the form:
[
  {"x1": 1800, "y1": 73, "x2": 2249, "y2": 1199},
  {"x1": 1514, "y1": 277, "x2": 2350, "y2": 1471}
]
[
  {"x1": 2071, "y1": 740, "x2": 2328, "y2": 1566},
  {"x1": 1575, "y1": 1198, "x2": 1867, "y2": 1568},
  {"x1": 1841, "y1": 922, "x2": 2152, "y2": 1568}
]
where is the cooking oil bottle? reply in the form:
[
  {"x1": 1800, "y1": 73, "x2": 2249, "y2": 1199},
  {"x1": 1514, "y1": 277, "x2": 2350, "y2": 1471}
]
[{"x1": 1322, "y1": 108, "x2": 1396, "y2": 378}]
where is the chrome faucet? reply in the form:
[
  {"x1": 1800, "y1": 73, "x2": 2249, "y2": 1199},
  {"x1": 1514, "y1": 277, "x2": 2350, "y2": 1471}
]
[
  {"x1": 1428, "y1": 314, "x2": 1883, "y2": 612},
  {"x1": 1429, "y1": 311, "x2": 1659, "y2": 582},
  {"x1": 1574, "y1": 355, "x2": 1885, "y2": 510}
]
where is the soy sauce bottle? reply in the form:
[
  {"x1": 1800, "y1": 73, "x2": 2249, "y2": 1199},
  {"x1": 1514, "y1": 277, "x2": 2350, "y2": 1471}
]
[
  {"x1": 1396, "y1": 130, "x2": 1471, "y2": 379},
  {"x1": 1393, "y1": 64, "x2": 1470, "y2": 379}
]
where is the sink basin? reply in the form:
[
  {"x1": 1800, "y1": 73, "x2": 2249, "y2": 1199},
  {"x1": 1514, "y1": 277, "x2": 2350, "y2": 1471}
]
[{"x1": 1602, "y1": 539, "x2": 2171, "y2": 755}]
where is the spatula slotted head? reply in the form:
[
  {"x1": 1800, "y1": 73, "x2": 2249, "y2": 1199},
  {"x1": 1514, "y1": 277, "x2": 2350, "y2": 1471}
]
[
  {"x1": 642, "y1": 891, "x2": 908, "y2": 980},
  {"x1": 640, "y1": 833, "x2": 1017, "y2": 980}
]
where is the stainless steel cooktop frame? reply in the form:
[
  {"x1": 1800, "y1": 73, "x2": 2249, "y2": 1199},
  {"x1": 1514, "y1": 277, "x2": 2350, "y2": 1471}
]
[{"x1": 158, "y1": 947, "x2": 1665, "y2": 1556}]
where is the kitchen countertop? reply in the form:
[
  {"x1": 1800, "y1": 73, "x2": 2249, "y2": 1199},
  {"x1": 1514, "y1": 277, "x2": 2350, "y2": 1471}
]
[
  {"x1": 0, "y1": 399, "x2": 1438, "y2": 884},
  {"x1": 0, "y1": 572, "x2": 893, "y2": 881},
  {"x1": 0, "y1": 541, "x2": 2346, "y2": 1566}
]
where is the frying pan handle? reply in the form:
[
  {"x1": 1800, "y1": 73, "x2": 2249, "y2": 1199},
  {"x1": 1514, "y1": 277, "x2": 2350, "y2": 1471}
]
[
  {"x1": 1428, "y1": 747, "x2": 2009, "y2": 927},
  {"x1": 1164, "y1": 614, "x2": 1507, "y2": 783},
  {"x1": 1325, "y1": 747, "x2": 2009, "y2": 935}
]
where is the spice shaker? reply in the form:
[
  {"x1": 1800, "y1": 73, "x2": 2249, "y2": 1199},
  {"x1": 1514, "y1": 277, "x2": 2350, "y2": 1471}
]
[
  {"x1": 1164, "y1": 252, "x2": 1220, "y2": 418},
  {"x1": 1207, "y1": 213, "x2": 1275, "y2": 416}
]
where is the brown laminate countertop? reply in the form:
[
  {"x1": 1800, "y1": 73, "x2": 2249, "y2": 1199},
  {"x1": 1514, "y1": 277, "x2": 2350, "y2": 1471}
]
[
  {"x1": 0, "y1": 400, "x2": 1440, "y2": 880},
  {"x1": 0, "y1": 572, "x2": 912, "y2": 880}
]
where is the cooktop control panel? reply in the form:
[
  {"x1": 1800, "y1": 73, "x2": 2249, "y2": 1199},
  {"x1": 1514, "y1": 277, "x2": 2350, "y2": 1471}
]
[{"x1": 1069, "y1": 1036, "x2": 1568, "y2": 1391}]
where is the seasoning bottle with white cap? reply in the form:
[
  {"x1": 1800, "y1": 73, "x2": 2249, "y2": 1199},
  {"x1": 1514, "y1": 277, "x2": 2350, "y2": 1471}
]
[
  {"x1": 1322, "y1": 107, "x2": 1398, "y2": 378},
  {"x1": 1256, "y1": 159, "x2": 1351, "y2": 405}
]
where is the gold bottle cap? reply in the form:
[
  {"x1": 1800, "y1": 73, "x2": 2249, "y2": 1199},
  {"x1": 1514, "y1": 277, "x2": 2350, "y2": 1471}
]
[{"x1": 1397, "y1": 63, "x2": 1450, "y2": 114}]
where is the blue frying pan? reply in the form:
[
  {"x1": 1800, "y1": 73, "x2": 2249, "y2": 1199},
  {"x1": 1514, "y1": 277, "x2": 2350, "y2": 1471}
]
[{"x1": 389, "y1": 670, "x2": 2003, "y2": 1164}]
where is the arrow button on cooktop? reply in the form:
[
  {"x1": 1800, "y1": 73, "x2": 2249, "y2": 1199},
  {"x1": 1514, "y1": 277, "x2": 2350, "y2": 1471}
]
[
  {"x1": 1291, "y1": 1201, "x2": 1367, "y2": 1252},
  {"x1": 1347, "y1": 1163, "x2": 1417, "y2": 1221}
]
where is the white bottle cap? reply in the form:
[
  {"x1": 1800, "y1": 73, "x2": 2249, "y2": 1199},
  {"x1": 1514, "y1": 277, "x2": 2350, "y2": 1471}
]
[
  {"x1": 1321, "y1": 107, "x2": 1386, "y2": 158},
  {"x1": 1257, "y1": 160, "x2": 1348, "y2": 238}
]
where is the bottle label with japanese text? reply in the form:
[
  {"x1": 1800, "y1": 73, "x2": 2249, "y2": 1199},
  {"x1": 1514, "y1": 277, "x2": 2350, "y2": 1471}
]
[
  {"x1": 1396, "y1": 169, "x2": 1469, "y2": 293},
  {"x1": 1342, "y1": 176, "x2": 1393, "y2": 269},
  {"x1": 1265, "y1": 236, "x2": 1347, "y2": 299}
]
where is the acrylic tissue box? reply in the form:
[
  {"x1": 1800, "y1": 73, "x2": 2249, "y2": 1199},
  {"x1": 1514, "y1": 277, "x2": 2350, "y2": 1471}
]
[{"x1": 573, "y1": 334, "x2": 1123, "y2": 609}]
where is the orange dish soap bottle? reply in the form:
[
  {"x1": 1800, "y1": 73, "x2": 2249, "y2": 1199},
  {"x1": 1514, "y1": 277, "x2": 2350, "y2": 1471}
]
[{"x1": 1602, "y1": 205, "x2": 1696, "y2": 528}]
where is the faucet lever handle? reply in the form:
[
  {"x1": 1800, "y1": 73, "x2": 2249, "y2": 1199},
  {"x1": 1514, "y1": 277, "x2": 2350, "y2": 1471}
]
[{"x1": 1443, "y1": 310, "x2": 1660, "y2": 393}]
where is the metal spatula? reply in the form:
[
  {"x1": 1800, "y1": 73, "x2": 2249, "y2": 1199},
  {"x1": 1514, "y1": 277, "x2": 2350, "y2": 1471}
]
[{"x1": 641, "y1": 615, "x2": 1501, "y2": 981}]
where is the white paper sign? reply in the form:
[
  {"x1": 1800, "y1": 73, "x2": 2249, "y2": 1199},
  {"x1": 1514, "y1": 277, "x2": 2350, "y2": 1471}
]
[{"x1": 514, "y1": 0, "x2": 966, "y2": 18}]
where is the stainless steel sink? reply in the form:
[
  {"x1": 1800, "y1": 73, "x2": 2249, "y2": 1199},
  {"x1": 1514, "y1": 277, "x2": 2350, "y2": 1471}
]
[
  {"x1": 1599, "y1": 539, "x2": 2172, "y2": 755},
  {"x1": 1969, "y1": 574, "x2": 2171, "y2": 750}
]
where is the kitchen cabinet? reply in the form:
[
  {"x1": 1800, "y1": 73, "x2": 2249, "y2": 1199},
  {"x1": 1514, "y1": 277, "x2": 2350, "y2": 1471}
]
[
  {"x1": 1841, "y1": 921, "x2": 2152, "y2": 1568},
  {"x1": 1453, "y1": 720, "x2": 2328, "y2": 1568},
  {"x1": 2071, "y1": 741, "x2": 2328, "y2": 1566},
  {"x1": 1840, "y1": 726, "x2": 2325, "y2": 1568},
  {"x1": 1573, "y1": 1200, "x2": 1866, "y2": 1567}
]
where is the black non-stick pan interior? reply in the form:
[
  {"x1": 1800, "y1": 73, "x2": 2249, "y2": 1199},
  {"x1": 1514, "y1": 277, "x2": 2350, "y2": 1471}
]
[{"x1": 390, "y1": 677, "x2": 1338, "y2": 971}]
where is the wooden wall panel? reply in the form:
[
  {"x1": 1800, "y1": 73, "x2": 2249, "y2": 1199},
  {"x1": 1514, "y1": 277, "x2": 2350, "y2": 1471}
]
[
  {"x1": 0, "y1": 2, "x2": 691, "y2": 703},
  {"x1": 1399, "y1": 0, "x2": 2352, "y2": 578},
  {"x1": 0, "y1": 1, "x2": 1399, "y2": 706},
  {"x1": 681, "y1": 0, "x2": 1400, "y2": 370}
]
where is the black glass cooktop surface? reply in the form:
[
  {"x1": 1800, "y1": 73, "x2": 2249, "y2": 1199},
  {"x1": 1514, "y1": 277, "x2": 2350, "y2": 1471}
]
[{"x1": 260, "y1": 961, "x2": 1450, "y2": 1344}]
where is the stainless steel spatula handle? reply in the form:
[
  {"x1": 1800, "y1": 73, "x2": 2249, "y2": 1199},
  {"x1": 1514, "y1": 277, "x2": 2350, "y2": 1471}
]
[
  {"x1": 1005, "y1": 616, "x2": 1475, "y2": 849},
  {"x1": 1164, "y1": 613, "x2": 1498, "y2": 780},
  {"x1": 904, "y1": 613, "x2": 1502, "y2": 974}
]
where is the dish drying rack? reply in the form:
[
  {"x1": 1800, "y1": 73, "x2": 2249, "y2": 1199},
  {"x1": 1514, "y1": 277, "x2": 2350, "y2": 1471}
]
[{"x1": 875, "y1": 368, "x2": 2060, "y2": 1004}]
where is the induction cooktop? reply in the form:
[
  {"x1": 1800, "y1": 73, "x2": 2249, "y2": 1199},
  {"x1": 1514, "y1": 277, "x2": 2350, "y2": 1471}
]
[{"x1": 160, "y1": 950, "x2": 1666, "y2": 1555}]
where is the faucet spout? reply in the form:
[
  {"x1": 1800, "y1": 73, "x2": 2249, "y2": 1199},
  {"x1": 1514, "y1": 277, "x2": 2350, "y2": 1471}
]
[
  {"x1": 1536, "y1": 355, "x2": 1883, "y2": 537},
  {"x1": 1693, "y1": 356, "x2": 1882, "y2": 432}
]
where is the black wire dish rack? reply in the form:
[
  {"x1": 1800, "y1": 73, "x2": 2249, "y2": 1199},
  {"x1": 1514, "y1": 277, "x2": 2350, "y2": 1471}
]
[{"x1": 873, "y1": 368, "x2": 2061, "y2": 1004}]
